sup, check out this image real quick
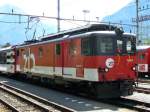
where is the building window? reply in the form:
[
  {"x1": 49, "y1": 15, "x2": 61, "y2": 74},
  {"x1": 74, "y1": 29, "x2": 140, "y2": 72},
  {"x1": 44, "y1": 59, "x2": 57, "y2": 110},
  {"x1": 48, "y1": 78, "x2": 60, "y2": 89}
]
[{"x1": 56, "y1": 44, "x2": 61, "y2": 55}]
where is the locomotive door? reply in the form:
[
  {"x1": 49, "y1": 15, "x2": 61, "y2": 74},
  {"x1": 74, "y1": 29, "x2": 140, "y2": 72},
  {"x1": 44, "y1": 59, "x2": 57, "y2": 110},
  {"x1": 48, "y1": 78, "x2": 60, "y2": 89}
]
[
  {"x1": 66, "y1": 38, "x2": 84, "y2": 78},
  {"x1": 54, "y1": 42, "x2": 64, "y2": 76},
  {"x1": 76, "y1": 39, "x2": 84, "y2": 78}
]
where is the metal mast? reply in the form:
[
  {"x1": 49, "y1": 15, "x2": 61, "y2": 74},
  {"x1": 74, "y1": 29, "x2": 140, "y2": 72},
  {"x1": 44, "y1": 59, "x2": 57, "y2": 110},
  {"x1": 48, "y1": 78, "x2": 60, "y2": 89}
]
[
  {"x1": 136, "y1": 0, "x2": 139, "y2": 44},
  {"x1": 57, "y1": 0, "x2": 60, "y2": 32}
]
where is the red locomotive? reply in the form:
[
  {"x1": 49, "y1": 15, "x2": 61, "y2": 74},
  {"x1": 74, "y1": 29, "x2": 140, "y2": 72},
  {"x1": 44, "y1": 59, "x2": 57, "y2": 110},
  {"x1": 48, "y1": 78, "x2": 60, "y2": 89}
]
[
  {"x1": 0, "y1": 24, "x2": 137, "y2": 98},
  {"x1": 137, "y1": 45, "x2": 150, "y2": 78}
]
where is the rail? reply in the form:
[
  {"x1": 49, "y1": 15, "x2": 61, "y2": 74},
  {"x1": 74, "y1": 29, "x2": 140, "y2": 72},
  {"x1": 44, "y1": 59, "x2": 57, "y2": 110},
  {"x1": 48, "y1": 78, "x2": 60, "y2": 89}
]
[
  {"x1": 0, "y1": 99, "x2": 19, "y2": 112},
  {"x1": 138, "y1": 79, "x2": 150, "y2": 83},
  {"x1": 135, "y1": 87, "x2": 150, "y2": 94},
  {"x1": 0, "y1": 82, "x2": 75, "y2": 112},
  {"x1": 101, "y1": 98, "x2": 150, "y2": 112}
]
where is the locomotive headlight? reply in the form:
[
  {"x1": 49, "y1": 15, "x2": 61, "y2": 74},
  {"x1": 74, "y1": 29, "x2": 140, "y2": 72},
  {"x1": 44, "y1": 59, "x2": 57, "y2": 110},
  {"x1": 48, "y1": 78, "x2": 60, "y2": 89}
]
[
  {"x1": 132, "y1": 67, "x2": 136, "y2": 71},
  {"x1": 105, "y1": 68, "x2": 109, "y2": 72}
]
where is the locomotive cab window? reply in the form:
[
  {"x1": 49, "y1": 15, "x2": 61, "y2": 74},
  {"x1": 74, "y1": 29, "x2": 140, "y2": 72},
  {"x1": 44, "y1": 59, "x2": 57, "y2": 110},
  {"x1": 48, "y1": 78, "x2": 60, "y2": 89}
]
[
  {"x1": 95, "y1": 36, "x2": 114, "y2": 55},
  {"x1": 117, "y1": 40, "x2": 123, "y2": 53},
  {"x1": 81, "y1": 35, "x2": 115, "y2": 56},
  {"x1": 116, "y1": 36, "x2": 136, "y2": 55},
  {"x1": 126, "y1": 41, "x2": 132, "y2": 52},
  {"x1": 56, "y1": 43, "x2": 61, "y2": 55},
  {"x1": 126, "y1": 38, "x2": 136, "y2": 54}
]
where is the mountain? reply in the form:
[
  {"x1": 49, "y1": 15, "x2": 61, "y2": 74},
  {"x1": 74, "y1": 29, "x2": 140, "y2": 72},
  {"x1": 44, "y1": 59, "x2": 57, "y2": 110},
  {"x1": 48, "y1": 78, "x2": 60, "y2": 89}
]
[
  {"x1": 102, "y1": 0, "x2": 150, "y2": 44},
  {"x1": 0, "y1": 4, "x2": 56, "y2": 45},
  {"x1": 102, "y1": 2, "x2": 136, "y2": 33}
]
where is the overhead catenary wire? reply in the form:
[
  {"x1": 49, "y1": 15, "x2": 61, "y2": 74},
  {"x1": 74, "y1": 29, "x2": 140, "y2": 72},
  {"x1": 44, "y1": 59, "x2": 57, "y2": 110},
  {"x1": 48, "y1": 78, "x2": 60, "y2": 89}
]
[
  {"x1": 25, "y1": 19, "x2": 40, "y2": 40},
  {"x1": 0, "y1": 11, "x2": 138, "y2": 41},
  {"x1": 0, "y1": 20, "x2": 28, "y2": 23},
  {"x1": 0, "y1": 12, "x2": 136, "y2": 27}
]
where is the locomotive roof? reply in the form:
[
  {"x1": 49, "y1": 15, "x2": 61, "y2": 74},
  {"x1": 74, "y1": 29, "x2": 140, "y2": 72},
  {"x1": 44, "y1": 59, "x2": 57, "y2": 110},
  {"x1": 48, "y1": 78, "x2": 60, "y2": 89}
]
[
  {"x1": 23, "y1": 23, "x2": 116, "y2": 45},
  {"x1": 40, "y1": 23, "x2": 116, "y2": 41},
  {"x1": 16, "y1": 23, "x2": 136, "y2": 48},
  {"x1": 16, "y1": 30, "x2": 135, "y2": 48}
]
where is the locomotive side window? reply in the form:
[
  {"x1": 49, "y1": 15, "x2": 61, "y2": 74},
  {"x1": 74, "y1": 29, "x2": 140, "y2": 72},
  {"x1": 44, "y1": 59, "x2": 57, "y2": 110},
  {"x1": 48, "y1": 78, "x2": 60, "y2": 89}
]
[
  {"x1": 38, "y1": 47, "x2": 43, "y2": 58},
  {"x1": 56, "y1": 43, "x2": 61, "y2": 55},
  {"x1": 69, "y1": 40, "x2": 76, "y2": 55},
  {"x1": 81, "y1": 37, "x2": 92, "y2": 55},
  {"x1": 139, "y1": 54, "x2": 145, "y2": 60}
]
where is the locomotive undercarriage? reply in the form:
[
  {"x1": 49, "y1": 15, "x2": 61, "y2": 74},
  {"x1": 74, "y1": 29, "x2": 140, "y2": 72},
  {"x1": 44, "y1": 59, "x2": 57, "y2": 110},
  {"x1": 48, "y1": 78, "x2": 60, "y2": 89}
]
[
  {"x1": 93, "y1": 80, "x2": 134, "y2": 98},
  {"x1": 68, "y1": 80, "x2": 134, "y2": 98},
  {"x1": 1, "y1": 72, "x2": 134, "y2": 99},
  {"x1": 138, "y1": 72, "x2": 150, "y2": 78}
]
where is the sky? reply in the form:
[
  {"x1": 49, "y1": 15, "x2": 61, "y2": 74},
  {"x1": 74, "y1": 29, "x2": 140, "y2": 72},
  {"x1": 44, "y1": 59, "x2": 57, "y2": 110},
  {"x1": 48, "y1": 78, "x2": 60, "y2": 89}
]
[
  {"x1": 0, "y1": 0, "x2": 133, "y2": 45},
  {"x1": 0, "y1": 0, "x2": 133, "y2": 29}
]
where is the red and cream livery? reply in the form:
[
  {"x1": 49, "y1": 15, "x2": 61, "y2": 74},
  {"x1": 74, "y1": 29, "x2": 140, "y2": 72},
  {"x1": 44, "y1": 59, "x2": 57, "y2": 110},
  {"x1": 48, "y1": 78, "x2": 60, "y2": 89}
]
[
  {"x1": 137, "y1": 45, "x2": 150, "y2": 77},
  {"x1": 0, "y1": 24, "x2": 137, "y2": 98},
  {"x1": 0, "y1": 46, "x2": 15, "y2": 74}
]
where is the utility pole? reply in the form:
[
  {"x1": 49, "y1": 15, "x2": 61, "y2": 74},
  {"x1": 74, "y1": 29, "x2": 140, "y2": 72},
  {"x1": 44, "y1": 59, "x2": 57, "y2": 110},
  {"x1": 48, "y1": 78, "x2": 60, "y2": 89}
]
[
  {"x1": 57, "y1": 0, "x2": 60, "y2": 32},
  {"x1": 136, "y1": 0, "x2": 139, "y2": 45}
]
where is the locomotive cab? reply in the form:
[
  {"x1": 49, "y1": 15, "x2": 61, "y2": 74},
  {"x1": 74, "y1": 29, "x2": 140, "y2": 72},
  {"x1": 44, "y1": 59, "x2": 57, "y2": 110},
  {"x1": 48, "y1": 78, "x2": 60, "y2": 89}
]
[
  {"x1": 81, "y1": 32, "x2": 136, "y2": 80},
  {"x1": 80, "y1": 31, "x2": 136, "y2": 98}
]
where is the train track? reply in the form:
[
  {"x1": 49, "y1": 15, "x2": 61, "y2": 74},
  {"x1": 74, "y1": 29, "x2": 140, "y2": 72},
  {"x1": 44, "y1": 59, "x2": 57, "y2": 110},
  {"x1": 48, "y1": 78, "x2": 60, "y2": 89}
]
[
  {"x1": 0, "y1": 101, "x2": 13, "y2": 112},
  {"x1": 135, "y1": 87, "x2": 150, "y2": 94},
  {"x1": 0, "y1": 82, "x2": 74, "y2": 112},
  {"x1": 100, "y1": 97, "x2": 150, "y2": 112},
  {"x1": 1, "y1": 75, "x2": 150, "y2": 112},
  {"x1": 138, "y1": 79, "x2": 150, "y2": 83}
]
